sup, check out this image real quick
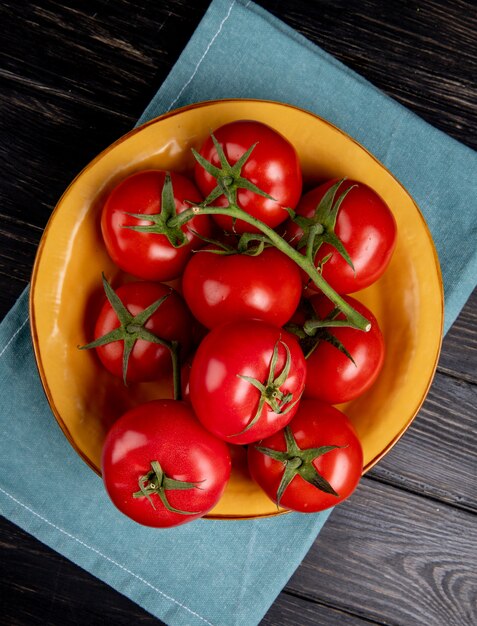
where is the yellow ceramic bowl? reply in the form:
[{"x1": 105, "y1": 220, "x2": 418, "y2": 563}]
[{"x1": 30, "y1": 99, "x2": 443, "y2": 519}]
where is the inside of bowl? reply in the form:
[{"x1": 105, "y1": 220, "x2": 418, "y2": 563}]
[{"x1": 31, "y1": 100, "x2": 443, "y2": 519}]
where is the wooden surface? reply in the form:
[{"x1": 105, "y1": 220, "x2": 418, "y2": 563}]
[{"x1": 1, "y1": 1, "x2": 476, "y2": 625}]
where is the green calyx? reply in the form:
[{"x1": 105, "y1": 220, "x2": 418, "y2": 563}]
[
  {"x1": 293, "y1": 178, "x2": 356, "y2": 272},
  {"x1": 191, "y1": 231, "x2": 274, "y2": 257},
  {"x1": 236, "y1": 233, "x2": 274, "y2": 256},
  {"x1": 285, "y1": 302, "x2": 356, "y2": 363},
  {"x1": 133, "y1": 460, "x2": 203, "y2": 515},
  {"x1": 191, "y1": 133, "x2": 275, "y2": 209},
  {"x1": 233, "y1": 339, "x2": 301, "y2": 437},
  {"x1": 78, "y1": 274, "x2": 177, "y2": 387},
  {"x1": 122, "y1": 173, "x2": 188, "y2": 248},
  {"x1": 255, "y1": 427, "x2": 343, "y2": 507}
]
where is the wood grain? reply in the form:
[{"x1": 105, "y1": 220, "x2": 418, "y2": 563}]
[
  {"x1": 438, "y1": 290, "x2": 477, "y2": 384},
  {"x1": 258, "y1": 0, "x2": 477, "y2": 151},
  {"x1": 0, "y1": 518, "x2": 163, "y2": 626},
  {"x1": 369, "y1": 371, "x2": 477, "y2": 512},
  {"x1": 262, "y1": 591, "x2": 381, "y2": 626},
  {"x1": 0, "y1": 0, "x2": 210, "y2": 120},
  {"x1": 286, "y1": 478, "x2": 477, "y2": 626}
]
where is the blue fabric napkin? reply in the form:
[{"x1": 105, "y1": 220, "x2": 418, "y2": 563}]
[{"x1": 1, "y1": 1, "x2": 476, "y2": 625}]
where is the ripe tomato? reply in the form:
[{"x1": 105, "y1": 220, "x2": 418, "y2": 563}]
[
  {"x1": 180, "y1": 357, "x2": 193, "y2": 402},
  {"x1": 189, "y1": 320, "x2": 306, "y2": 445},
  {"x1": 285, "y1": 179, "x2": 397, "y2": 294},
  {"x1": 193, "y1": 120, "x2": 302, "y2": 233},
  {"x1": 85, "y1": 279, "x2": 193, "y2": 384},
  {"x1": 301, "y1": 295, "x2": 385, "y2": 404},
  {"x1": 101, "y1": 400, "x2": 231, "y2": 527},
  {"x1": 248, "y1": 400, "x2": 363, "y2": 512},
  {"x1": 101, "y1": 170, "x2": 211, "y2": 281},
  {"x1": 182, "y1": 244, "x2": 302, "y2": 329}
]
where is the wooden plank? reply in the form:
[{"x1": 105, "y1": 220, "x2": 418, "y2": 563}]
[
  {"x1": 263, "y1": 591, "x2": 382, "y2": 625},
  {"x1": 0, "y1": 513, "x2": 384, "y2": 626},
  {"x1": 438, "y1": 289, "x2": 477, "y2": 384},
  {"x1": 0, "y1": 517, "x2": 163, "y2": 625},
  {"x1": 0, "y1": 78, "x2": 130, "y2": 225},
  {"x1": 0, "y1": 0, "x2": 209, "y2": 119},
  {"x1": 369, "y1": 371, "x2": 477, "y2": 511},
  {"x1": 0, "y1": 80, "x2": 126, "y2": 318},
  {"x1": 287, "y1": 478, "x2": 477, "y2": 626},
  {"x1": 258, "y1": 0, "x2": 477, "y2": 151},
  {"x1": 1, "y1": 0, "x2": 476, "y2": 152}
]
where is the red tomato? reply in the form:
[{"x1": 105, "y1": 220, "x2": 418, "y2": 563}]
[
  {"x1": 189, "y1": 320, "x2": 306, "y2": 445},
  {"x1": 194, "y1": 120, "x2": 302, "y2": 233},
  {"x1": 88, "y1": 280, "x2": 193, "y2": 383},
  {"x1": 182, "y1": 245, "x2": 302, "y2": 329},
  {"x1": 180, "y1": 357, "x2": 193, "y2": 402},
  {"x1": 102, "y1": 400, "x2": 231, "y2": 527},
  {"x1": 285, "y1": 179, "x2": 397, "y2": 294},
  {"x1": 101, "y1": 170, "x2": 211, "y2": 281},
  {"x1": 302, "y1": 295, "x2": 385, "y2": 404},
  {"x1": 248, "y1": 400, "x2": 363, "y2": 512}
]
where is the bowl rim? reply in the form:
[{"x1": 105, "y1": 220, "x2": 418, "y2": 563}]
[{"x1": 29, "y1": 97, "x2": 444, "y2": 519}]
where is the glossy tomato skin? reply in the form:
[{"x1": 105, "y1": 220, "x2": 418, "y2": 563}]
[
  {"x1": 248, "y1": 400, "x2": 363, "y2": 512},
  {"x1": 182, "y1": 245, "x2": 302, "y2": 329},
  {"x1": 93, "y1": 281, "x2": 193, "y2": 383},
  {"x1": 304, "y1": 295, "x2": 385, "y2": 404},
  {"x1": 101, "y1": 400, "x2": 232, "y2": 527},
  {"x1": 101, "y1": 170, "x2": 211, "y2": 281},
  {"x1": 194, "y1": 120, "x2": 302, "y2": 233},
  {"x1": 189, "y1": 320, "x2": 307, "y2": 445},
  {"x1": 286, "y1": 179, "x2": 397, "y2": 294},
  {"x1": 180, "y1": 357, "x2": 193, "y2": 402}
]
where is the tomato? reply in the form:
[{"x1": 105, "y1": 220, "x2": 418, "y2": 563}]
[
  {"x1": 194, "y1": 120, "x2": 302, "y2": 233},
  {"x1": 82, "y1": 278, "x2": 193, "y2": 384},
  {"x1": 101, "y1": 170, "x2": 211, "y2": 281},
  {"x1": 285, "y1": 179, "x2": 397, "y2": 294},
  {"x1": 299, "y1": 295, "x2": 385, "y2": 404},
  {"x1": 180, "y1": 357, "x2": 193, "y2": 402},
  {"x1": 189, "y1": 320, "x2": 306, "y2": 445},
  {"x1": 182, "y1": 244, "x2": 302, "y2": 329},
  {"x1": 248, "y1": 400, "x2": 363, "y2": 512},
  {"x1": 101, "y1": 400, "x2": 231, "y2": 527}
]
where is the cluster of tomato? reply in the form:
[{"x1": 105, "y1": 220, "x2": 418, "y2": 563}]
[{"x1": 82, "y1": 120, "x2": 397, "y2": 528}]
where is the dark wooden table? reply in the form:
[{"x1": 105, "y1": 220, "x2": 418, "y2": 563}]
[{"x1": 1, "y1": 1, "x2": 476, "y2": 625}]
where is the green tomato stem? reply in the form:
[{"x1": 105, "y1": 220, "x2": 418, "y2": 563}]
[
  {"x1": 170, "y1": 205, "x2": 370, "y2": 332},
  {"x1": 170, "y1": 341, "x2": 181, "y2": 401}
]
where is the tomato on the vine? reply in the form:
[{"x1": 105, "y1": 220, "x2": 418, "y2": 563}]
[
  {"x1": 189, "y1": 320, "x2": 306, "y2": 445},
  {"x1": 295, "y1": 295, "x2": 385, "y2": 405},
  {"x1": 101, "y1": 170, "x2": 211, "y2": 281},
  {"x1": 248, "y1": 400, "x2": 363, "y2": 512},
  {"x1": 182, "y1": 243, "x2": 302, "y2": 329},
  {"x1": 285, "y1": 178, "x2": 397, "y2": 294},
  {"x1": 193, "y1": 120, "x2": 302, "y2": 233},
  {"x1": 80, "y1": 277, "x2": 193, "y2": 384},
  {"x1": 101, "y1": 400, "x2": 231, "y2": 527}
]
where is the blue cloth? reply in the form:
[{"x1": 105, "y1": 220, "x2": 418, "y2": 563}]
[{"x1": 1, "y1": 1, "x2": 476, "y2": 625}]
